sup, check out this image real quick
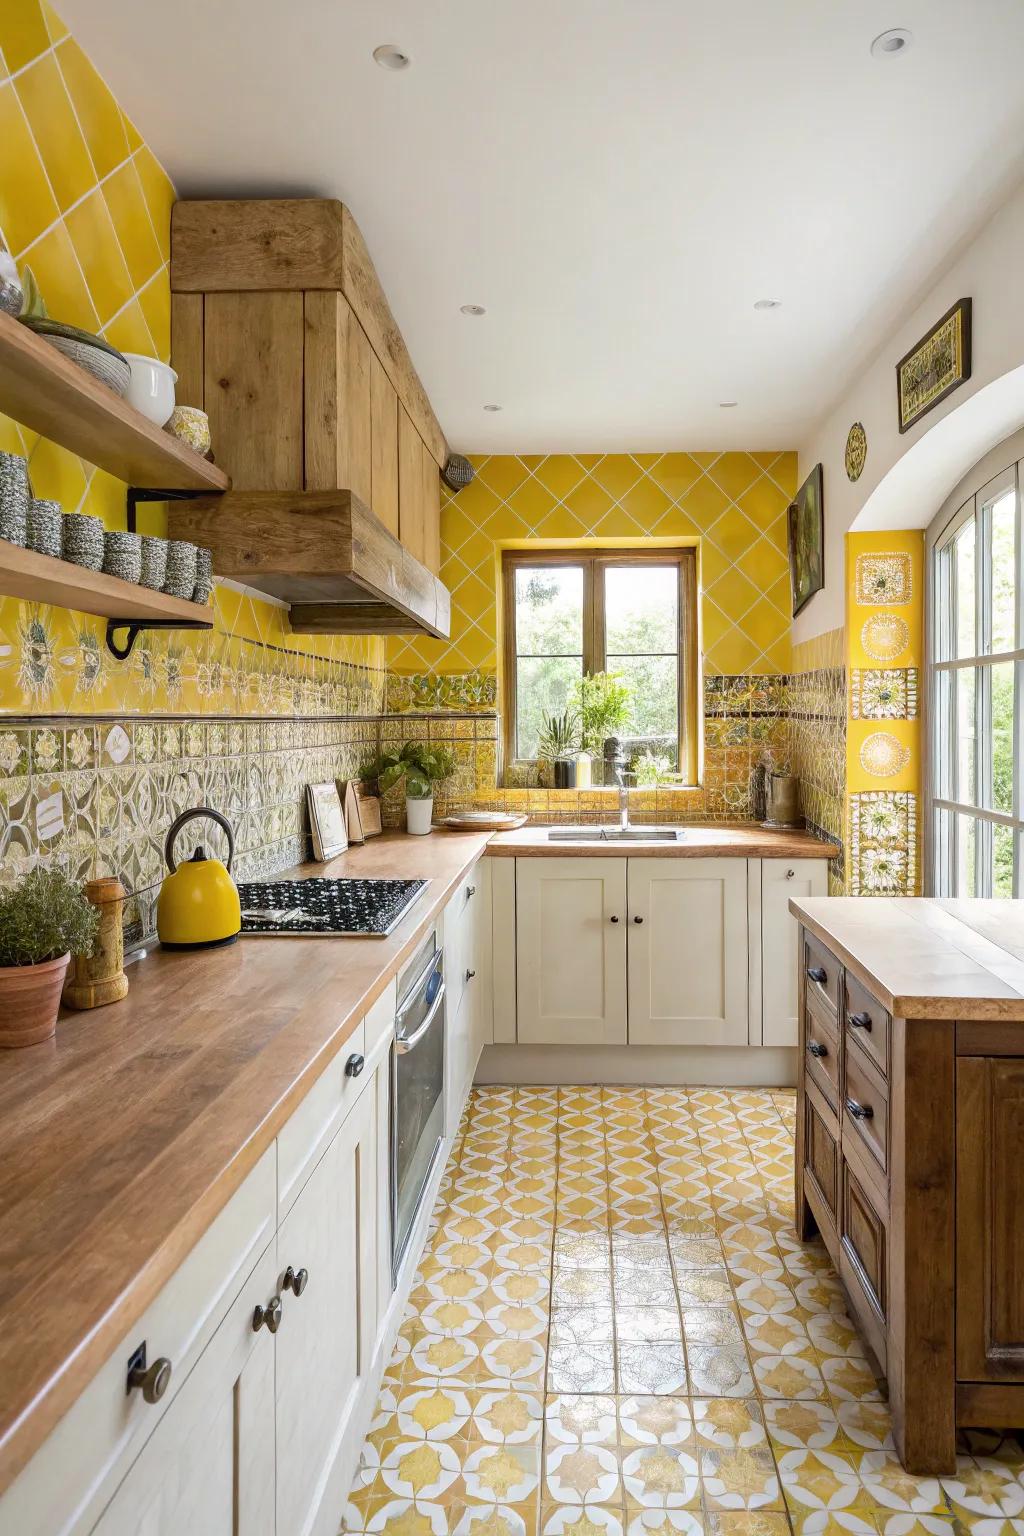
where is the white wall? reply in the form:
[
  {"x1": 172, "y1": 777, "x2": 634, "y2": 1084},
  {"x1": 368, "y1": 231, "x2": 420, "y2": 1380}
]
[{"x1": 795, "y1": 177, "x2": 1024, "y2": 643}]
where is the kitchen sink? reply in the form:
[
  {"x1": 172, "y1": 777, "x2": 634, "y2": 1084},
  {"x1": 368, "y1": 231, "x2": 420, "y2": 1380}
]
[{"x1": 546, "y1": 827, "x2": 681, "y2": 843}]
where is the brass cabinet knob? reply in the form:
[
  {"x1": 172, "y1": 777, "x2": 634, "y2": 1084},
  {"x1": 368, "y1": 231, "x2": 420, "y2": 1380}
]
[
  {"x1": 252, "y1": 1295, "x2": 283, "y2": 1333},
  {"x1": 283, "y1": 1265, "x2": 309, "y2": 1297},
  {"x1": 128, "y1": 1355, "x2": 172, "y2": 1404}
]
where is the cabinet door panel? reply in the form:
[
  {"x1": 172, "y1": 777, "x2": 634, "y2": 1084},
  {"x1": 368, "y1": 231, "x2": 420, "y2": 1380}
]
[
  {"x1": 761, "y1": 859, "x2": 827, "y2": 1046},
  {"x1": 205, "y1": 290, "x2": 304, "y2": 489},
  {"x1": 515, "y1": 858, "x2": 626, "y2": 1044},
  {"x1": 304, "y1": 291, "x2": 372, "y2": 504},
  {"x1": 91, "y1": 1245, "x2": 277, "y2": 1536},
  {"x1": 957, "y1": 1056, "x2": 1024, "y2": 1380},
  {"x1": 398, "y1": 403, "x2": 426, "y2": 564},
  {"x1": 275, "y1": 1089, "x2": 376, "y2": 1536},
  {"x1": 420, "y1": 436, "x2": 441, "y2": 575},
  {"x1": 627, "y1": 858, "x2": 748, "y2": 1045}
]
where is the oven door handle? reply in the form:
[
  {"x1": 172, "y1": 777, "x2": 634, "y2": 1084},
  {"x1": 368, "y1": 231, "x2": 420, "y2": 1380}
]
[{"x1": 396, "y1": 981, "x2": 446, "y2": 1054}]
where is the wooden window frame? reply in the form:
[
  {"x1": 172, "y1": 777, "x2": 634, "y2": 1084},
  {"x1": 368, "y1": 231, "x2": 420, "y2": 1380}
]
[{"x1": 501, "y1": 546, "x2": 699, "y2": 786}]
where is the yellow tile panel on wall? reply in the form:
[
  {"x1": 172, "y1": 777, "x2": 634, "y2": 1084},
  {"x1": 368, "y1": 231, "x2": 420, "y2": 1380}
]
[
  {"x1": 54, "y1": 36, "x2": 130, "y2": 179},
  {"x1": 0, "y1": 0, "x2": 50, "y2": 75},
  {"x1": 64, "y1": 186, "x2": 135, "y2": 325},
  {"x1": 14, "y1": 50, "x2": 94, "y2": 211},
  {"x1": 0, "y1": 79, "x2": 59, "y2": 254}
]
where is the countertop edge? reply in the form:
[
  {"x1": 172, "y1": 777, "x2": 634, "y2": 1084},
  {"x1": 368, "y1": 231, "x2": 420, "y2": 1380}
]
[
  {"x1": 486, "y1": 825, "x2": 840, "y2": 858},
  {"x1": 0, "y1": 831, "x2": 491, "y2": 1497}
]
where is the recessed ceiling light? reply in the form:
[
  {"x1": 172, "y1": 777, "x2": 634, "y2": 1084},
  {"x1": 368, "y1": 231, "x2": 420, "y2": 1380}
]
[
  {"x1": 870, "y1": 28, "x2": 913, "y2": 59},
  {"x1": 483, "y1": 403, "x2": 502, "y2": 412},
  {"x1": 373, "y1": 43, "x2": 410, "y2": 70},
  {"x1": 460, "y1": 304, "x2": 486, "y2": 316},
  {"x1": 753, "y1": 298, "x2": 782, "y2": 311},
  {"x1": 719, "y1": 401, "x2": 738, "y2": 409}
]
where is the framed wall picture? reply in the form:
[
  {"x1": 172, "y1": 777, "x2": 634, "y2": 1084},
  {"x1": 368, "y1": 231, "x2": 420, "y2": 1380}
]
[
  {"x1": 896, "y1": 297, "x2": 972, "y2": 434},
  {"x1": 307, "y1": 781, "x2": 348, "y2": 861},
  {"x1": 788, "y1": 463, "x2": 824, "y2": 617}
]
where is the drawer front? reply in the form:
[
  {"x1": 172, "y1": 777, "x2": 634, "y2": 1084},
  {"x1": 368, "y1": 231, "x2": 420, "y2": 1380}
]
[
  {"x1": 804, "y1": 996, "x2": 841, "y2": 1110},
  {"x1": 803, "y1": 1084, "x2": 840, "y2": 1232},
  {"x1": 845, "y1": 971, "x2": 890, "y2": 1081},
  {"x1": 843, "y1": 1045, "x2": 888, "y2": 1177},
  {"x1": 364, "y1": 977, "x2": 397, "y2": 1056},
  {"x1": 841, "y1": 1158, "x2": 888, "y2": 1333},
  {"x1": 0, "y1": 1148, "x2": 276, "y2": 1536},
  {"x1": 804, "y1": 931, "x2": 841, "y2": 1016},
  {"x1": 277, "y1": 1016, "x2": 367, "y2": 1218}
]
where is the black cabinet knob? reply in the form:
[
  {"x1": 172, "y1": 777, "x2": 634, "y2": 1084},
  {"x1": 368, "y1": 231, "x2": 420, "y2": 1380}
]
[
  {"x1": 633, "y1": 915, "x2": 644, "y2": 924},
  {"x1": 252, "y1": 1296, "x2": 283, "y2": 1334},
  {"x1": 806, "y1": 965, "x2": 827, "y2": 985},
  {"x1": 465, "y1": 968, "x2": 476, "y2": 982},
  {"x1": 467, "y1": 885, "x2": 476, "y2": 898},
  {"x1": 807, "y1": 1040, "x2": 828, "y2": 1059},
  {"x1": 345, "y1": 1053, "x2": 365, "y2": 1077},
  {"x1": 848, "y1": 1011, "x2": 872, "y2": 1031},
  {"x1": 609, "y1": 915, "x2": 619, "y2": 924},
  {"x1": 845, "y1": 1098, "x2": 874, "y2": 1121},
  {"x1": 127, "y1": 1355, "x2": 172, "y2": 1404},
  {"x1": 283, "y1": 1265, "x2": 309, "y2": 1297}
]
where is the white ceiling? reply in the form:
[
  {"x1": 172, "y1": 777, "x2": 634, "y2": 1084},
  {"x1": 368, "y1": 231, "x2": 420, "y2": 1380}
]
[{"x1": 61, "y1": 0, "x2": 1024, "y2": 454}]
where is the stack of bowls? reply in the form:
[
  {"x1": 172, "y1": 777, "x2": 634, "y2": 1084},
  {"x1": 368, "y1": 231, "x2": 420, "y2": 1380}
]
[
  {"x1": 0, "y1": 451, "x2": 29, "y2": 546},
  {"x1": 139, "y1": 535, "x2": 168, "y2": 591},
  {"x1": 62, "y1": 512, "x2": 105, "y2": 570},
  {"x1": 193, "y1": 547, "x2": 213, "y2": 604},
  {"x1": 26, "y1": 498, "x2": 62, "y2": 558},
  {"x1": 163, "y1": 540, "x2": 197, "y2": 599},
  {"x1": 102, "y1": 530, "x2": 142, "y2": 584}
]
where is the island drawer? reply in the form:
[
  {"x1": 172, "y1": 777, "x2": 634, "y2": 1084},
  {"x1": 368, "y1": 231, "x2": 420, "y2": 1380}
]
[
  {"x1": 804, "y1": 931, "x2": 841, "y2": 1017},
  {"x1": 804, "y1": 993, "x2": 841, "y2": 1110},
  {"x1": 843, "y1": 1044, "x2": 888, "y2": 1179},
  {"x1": 839, "y1": 1157, "x2": 888, "y2": 1370},
  {"x1": 845, "y1": 971, "x2": 891, "y2": 1081},
  {"x1": 802, "y1": 1081, "x2": 840, "y2": 1254}
]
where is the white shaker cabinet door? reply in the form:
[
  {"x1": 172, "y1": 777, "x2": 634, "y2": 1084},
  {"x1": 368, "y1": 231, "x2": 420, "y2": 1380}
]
[
  {"x1": 90, "y1": 1243, "x2": 278, "y2": 1536},
  {"x1": 515, "y1": 857, "x2": 627, "y2": 1044},
  {"x1": 627, "y1": 857, "x2": 748, "y2": 1046},
  {"x1": 275, "y1": 1086, "x2": 377, "y2": 1536},
  {"x1": 760, "y1": 858, "x2": 828, "y2": 1046}
]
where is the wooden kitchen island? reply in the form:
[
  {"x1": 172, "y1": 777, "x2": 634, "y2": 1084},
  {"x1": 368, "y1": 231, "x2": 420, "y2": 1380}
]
[{"x1": 791, "y1": 896, "x2": 1024, "y2": 1474}]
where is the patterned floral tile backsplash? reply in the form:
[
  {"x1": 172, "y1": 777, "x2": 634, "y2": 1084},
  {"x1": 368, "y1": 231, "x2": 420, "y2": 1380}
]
[{"x1": 788, "y1": 629, "x2": 847, "y2": 896}]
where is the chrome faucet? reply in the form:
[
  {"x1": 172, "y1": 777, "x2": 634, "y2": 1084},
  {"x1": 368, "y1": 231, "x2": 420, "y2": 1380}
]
[{"x1": 617, "y1": 778, "x2": 630, "y2": 831}]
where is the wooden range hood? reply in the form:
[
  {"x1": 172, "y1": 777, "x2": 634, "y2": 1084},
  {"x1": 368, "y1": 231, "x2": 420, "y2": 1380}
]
[
  {"x1": 168, "y1": 198, "x2": 450, "y2": 638},
  {"x1": 170, "y1": 488, "x2": 450, "y2": 635}
]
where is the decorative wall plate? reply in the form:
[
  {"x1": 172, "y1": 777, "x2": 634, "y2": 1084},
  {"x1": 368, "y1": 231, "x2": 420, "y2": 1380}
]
[
  {"x1": 845, "y1": 422, "x2": 867, "y2": 482},
  {"x1": 861, "y1": 614, "x2": 910, "y2": 662},
  {"x1": 859, "y1": 731, "x2": 911, "y2": 778},
  {"x1": 855, "y1": 552, "x2": 912, "y2": 606}
]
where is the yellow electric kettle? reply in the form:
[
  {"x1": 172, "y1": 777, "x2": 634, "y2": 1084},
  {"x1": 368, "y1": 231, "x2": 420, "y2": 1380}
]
[{"x1": 157, "y1": 807, "x2": 242, "y2": 950}]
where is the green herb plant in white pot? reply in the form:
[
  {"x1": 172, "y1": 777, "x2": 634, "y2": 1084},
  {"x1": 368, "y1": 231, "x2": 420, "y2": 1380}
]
[
  {"x1": 0, "y1": 868, "x2": 99, "y2": 1048},
  {"x1": 363, "y1": 742, "x2": 457, "y2": 836}
]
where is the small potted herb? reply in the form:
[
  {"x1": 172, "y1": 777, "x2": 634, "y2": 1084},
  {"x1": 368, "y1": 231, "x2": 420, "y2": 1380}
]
[
  {"x1": 537, "y1": 709, "x2": 581, "y2": 789},
  {"x1": 362, "y1": 742, "x2": 457, "y2": 835},
  {"x1": 0, "y1": 868, "x2": 99, "y2": 1048}
]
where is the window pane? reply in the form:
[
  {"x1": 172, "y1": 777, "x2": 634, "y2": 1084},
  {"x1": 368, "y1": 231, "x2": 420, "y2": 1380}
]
[
  {"x1": 934, "y1": 807, "x2": 953, "y2": 895},
  {"x1": 515, "y1": 655, "x2": 582, "y2": 759},
  {"x1": 991, "y1": 489, "x2": 1017, "y2": 654},
  {"x1": 607, "y1": 654, "x2": 678, "y2": 762},
  {"x1": 956, "y1": 669, "x2": 976, "y2": 805},
  {"x1": 991, "y1": 661, "x2": 1014, "y2": 814},
  {"x1": 514, "y1": 565, "x2": 583, "y2": 655},
  {"x1": 604, "y1": 565, "x2": 677, "y2": 654},
  {"x1": 934, "y1": 668, "x2": 953, "y2": 800},
  {"x1": 994, "y1": 824, "x2": 1015, "y2": 898},
  {"x1": 955, "y1": 518, "x2": 976, "y2": 658},
  {"x1": 956, "y1": 815, "x2": 976, "y2": 897}
]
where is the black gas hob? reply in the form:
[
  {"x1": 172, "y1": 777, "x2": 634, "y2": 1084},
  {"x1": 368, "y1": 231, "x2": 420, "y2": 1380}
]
[{"x1": 237, "y1": 877, "x2": 427, "y2": 938}]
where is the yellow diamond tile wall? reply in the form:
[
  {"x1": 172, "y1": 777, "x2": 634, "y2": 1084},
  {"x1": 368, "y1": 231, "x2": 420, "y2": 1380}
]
[
  {"x1": 385, "y1": 453, "x2": 798, "y2": 823},
  {"x1": 0, "y1": 0, "x2": 385, "y2": 930}
]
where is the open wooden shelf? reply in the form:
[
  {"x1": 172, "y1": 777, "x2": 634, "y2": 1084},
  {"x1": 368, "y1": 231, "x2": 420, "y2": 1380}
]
[
  {"x1": 0, "y1": 310, "x2": 229, "y2": 492},
  {"x1": 0, "y1": 539, "x2": 213, "y2": 627}
]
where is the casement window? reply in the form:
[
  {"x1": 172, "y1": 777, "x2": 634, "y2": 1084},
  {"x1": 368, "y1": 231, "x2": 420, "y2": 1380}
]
[
  {"x1": 501, "y1": 548, "x2": 698, "y2": 783},
  {"x1": 930, "y1": 458, "x2": 1022, "y2": 895}
]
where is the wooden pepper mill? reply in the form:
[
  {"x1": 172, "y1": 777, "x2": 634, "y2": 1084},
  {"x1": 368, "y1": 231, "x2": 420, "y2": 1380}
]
[{"x1": 63, "y1": 877, "x2": 129, "y2": 1010}]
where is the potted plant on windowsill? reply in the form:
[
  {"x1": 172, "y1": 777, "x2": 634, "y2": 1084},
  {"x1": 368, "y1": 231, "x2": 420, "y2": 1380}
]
[
  {"x1": 362, "y1": 742, "x2": 457, "y2": 836},
  {"x1": 537, "y1": 709, "x2": 582, "y2": 790},
  {"x1": 571, "y1": 671, "x2": 633, "y2": 786},
  {"x1": 0, "y1": 868, "x2": 100, "y2": 1049}
]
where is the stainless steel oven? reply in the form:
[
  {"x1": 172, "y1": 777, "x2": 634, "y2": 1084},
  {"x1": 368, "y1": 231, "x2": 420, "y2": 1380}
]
[{"x1": 391, "y1": 930, "x2": 446, "y2": 1279}]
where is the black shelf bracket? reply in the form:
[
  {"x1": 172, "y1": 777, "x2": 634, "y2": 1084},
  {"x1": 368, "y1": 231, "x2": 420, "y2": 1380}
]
[
  {"x1": 105, "y1": 616, "x2": 212, "y2": 662},
  {"x1": 125, "y1": 485, "x2": 206, "y2": 532}
]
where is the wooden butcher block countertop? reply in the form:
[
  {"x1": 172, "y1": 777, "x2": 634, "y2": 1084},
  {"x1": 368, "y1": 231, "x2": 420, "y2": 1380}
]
[
  {"x1": 791, "y1": 896, "x2": 1024, "y2": 1020},
  {"x1": 0, "y1": 830, "x2": 489, "y2": 1495},
  {"x1": 487, "y1": 822, "x2": 840, "y2": 858}
]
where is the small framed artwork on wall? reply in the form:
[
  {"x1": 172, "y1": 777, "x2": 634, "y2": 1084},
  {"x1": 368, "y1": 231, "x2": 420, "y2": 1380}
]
[
  {"x1": 896, "y1": 297, "x2": 972, "y2": 433},
  {"x1": 788, "y1": 463, "x2": 824, "y2": 616}
]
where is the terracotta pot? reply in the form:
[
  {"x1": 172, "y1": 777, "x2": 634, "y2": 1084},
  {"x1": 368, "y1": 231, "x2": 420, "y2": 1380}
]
[{"x1": 0, "y1": 953, "x2": 70, "y2": 1048}]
